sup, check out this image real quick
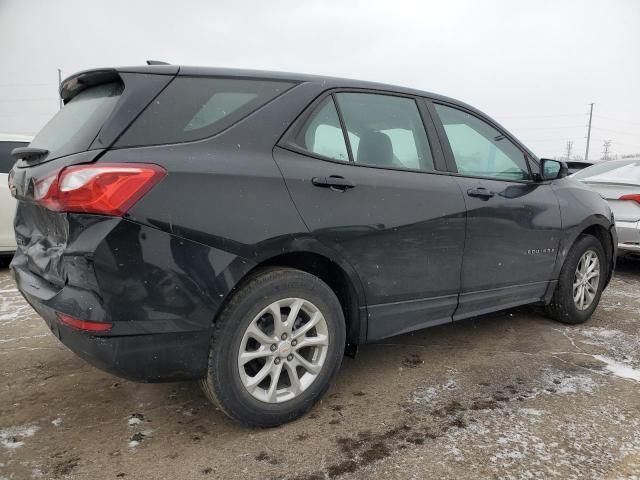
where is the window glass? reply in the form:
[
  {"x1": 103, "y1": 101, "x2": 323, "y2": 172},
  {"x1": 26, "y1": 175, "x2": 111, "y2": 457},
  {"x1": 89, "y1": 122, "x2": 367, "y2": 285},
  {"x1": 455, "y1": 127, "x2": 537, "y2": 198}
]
[
  {"x1": 30, "y1": 82, "x2": 123, "y2": 160},
  {"x1": 294, "y1": 97, "x2": 349, "y2": 162},
  {"x1": 0, "y1": 141, "x2": 27, "y2": 174},
  {"x1": 434, "y1": 104, "x2": 530, "y2": 181},
  {"x1": 335, "y1": 93, "x2": 434, "y2": 171},
  {"x1": 185, "y1": 92, "x2": 257, "y2": 131},
  {"x1": 117, "y1": 77, "x2": 293, "y2": 146}
]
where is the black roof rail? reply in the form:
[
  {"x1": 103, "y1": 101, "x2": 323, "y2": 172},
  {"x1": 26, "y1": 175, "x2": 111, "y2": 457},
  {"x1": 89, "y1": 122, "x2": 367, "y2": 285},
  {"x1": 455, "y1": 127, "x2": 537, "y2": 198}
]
[{"x1": 146, "y1": 60, "x2": 170, "y2": 66}]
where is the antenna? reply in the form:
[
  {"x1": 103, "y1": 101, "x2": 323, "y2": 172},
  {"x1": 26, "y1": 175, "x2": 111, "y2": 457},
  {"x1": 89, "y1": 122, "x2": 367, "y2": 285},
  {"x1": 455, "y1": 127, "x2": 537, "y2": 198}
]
[{"x1": 146, "y1": 60, "x2": 170, "y2": 66}]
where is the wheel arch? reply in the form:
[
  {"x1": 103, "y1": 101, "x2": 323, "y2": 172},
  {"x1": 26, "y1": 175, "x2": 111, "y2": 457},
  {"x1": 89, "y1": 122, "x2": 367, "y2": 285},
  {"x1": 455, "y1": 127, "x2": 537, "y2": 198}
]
[
  {"x1": 579, "y1": 223, "x2": 615, "y2": 286},
  {"x1": 214, "y1": 240, "x2": 368, "y2": 349},
  {"x1": 556, "y1": 218, "x2": 615, "y2": 286},
  {"x1": 258, "y1": 251, "x2": 365, "y2": 347}
]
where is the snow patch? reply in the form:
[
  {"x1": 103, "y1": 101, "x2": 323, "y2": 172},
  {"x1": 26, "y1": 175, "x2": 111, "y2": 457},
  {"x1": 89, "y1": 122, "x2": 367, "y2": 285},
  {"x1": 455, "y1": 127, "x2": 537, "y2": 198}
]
[
  {"x1": 594, "y1": 355, "x2": 640, "y2": 381},
  {"x1": 412, "y1": 379, "x2": 457, "y2": 404},
  {"x1": 520, "y1": 408, "x2": 544, "y2": 416},
  {"x1": 538, "y1": 368, "x2": 598, "y2": 396},
  {"x1": 0, "y1": 424, "x2": 39, "y2": 449}
]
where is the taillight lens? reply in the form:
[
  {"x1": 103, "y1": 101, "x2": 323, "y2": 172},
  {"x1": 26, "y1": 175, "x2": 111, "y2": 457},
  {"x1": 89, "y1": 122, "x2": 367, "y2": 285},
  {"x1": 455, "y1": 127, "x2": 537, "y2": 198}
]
[
  {"x1": 57, "y1": 312, "x2": 113, "y2": 332},
  {"x1": 35, "y1": 163, "x2": 166, "y2": 216},
  {"x1": 619, "y1": 194, "x2": 640, "y2": 205}
]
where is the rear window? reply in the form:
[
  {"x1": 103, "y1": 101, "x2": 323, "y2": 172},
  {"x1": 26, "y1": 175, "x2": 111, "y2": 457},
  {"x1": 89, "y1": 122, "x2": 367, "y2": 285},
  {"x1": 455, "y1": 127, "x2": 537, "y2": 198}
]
[
  {"x1": 116, "y1": 77, "x2": 294, "y2": 147},
  {"x1": 30, "y1": 82, "x2": 123, "y2": 161},
  {"x1": 0, "y1": 141, "x2": 28, "y2": 173}
]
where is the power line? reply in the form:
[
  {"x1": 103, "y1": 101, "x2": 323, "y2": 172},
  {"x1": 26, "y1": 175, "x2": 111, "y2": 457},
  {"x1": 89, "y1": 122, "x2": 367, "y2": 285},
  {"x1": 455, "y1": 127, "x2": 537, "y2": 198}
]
[
  {"x1": 0, "y1": 98, "x2": 58, "y2": 103},
  {"x1": 590, "y1": 126, "x2": 640, "y2": 137},
  {"x1": 564, "y1": 140, "x2": 573, "y2": 160},
  {"x1": 601, "y1": 139, "x2": 612, "y2": 160},
  {"x1": 0, "y1": 113, "x2": 53, "y2": 117},
  {"x1": 512, "y1": 125, "x2": 587, "y2": 130},
  {"x1": 494, "y1": 113, "x2": 584, "y2": 119},
  {"x1": 0, "y1": 83, "x2": 57, "y2": 87},
  {"x1": 590, "y1": 138, "x2": 640, "y2": 149},
  {"x1": 594, "y1": 115, "x2": 640, "y2": 126}
]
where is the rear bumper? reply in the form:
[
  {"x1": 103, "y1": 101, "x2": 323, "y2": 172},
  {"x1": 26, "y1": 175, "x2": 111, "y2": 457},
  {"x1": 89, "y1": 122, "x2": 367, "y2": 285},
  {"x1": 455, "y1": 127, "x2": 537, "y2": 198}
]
[
  {"x1": 615, "y1": 219, "x2": 640, "y2": 253},
  {"x1": 24, "y1": 291, "x2": 210, "y2": 382},
  {"x1": 11, "y1": 211, "x2": 249, "y2": 382}
]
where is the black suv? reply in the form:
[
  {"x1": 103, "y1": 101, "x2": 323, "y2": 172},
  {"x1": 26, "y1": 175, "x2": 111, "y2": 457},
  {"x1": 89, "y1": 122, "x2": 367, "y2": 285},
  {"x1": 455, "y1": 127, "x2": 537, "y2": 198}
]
[{"x1": 10, "y1": 65, "x2": 616, "y2": 427}]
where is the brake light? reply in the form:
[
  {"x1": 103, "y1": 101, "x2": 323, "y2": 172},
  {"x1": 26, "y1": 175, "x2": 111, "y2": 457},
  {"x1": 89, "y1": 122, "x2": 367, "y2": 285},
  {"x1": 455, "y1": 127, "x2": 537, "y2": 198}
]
[
  {"x1": 57, "y1": 313, "x2": 113, "y2": 332},
  {"x1": 35, "y1": 163, "x2": 166, "y2": 216},
  {"x1": 619, "y1": 194, "x2": 640, "y2": 205}
]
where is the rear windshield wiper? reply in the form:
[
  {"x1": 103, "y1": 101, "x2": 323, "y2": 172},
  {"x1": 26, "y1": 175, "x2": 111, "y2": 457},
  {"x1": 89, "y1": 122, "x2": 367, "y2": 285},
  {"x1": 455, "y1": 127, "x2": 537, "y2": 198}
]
[{"x1": 11, "y1": 147, "x2": 49, "y2": 161}]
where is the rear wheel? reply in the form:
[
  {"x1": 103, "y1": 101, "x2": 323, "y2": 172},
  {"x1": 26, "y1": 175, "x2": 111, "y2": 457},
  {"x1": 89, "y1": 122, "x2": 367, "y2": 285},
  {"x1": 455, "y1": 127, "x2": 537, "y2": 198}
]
[
  {"x1": 547, "y1": 234, "x2": 606, "y2": 324},
  {"x1": 200, "y1": 268, "x2": 345, "y2": 427}
]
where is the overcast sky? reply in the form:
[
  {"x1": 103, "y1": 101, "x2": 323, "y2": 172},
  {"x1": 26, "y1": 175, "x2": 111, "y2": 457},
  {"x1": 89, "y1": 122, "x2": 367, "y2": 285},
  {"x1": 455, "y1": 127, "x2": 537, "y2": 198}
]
[{"x1": 1, "y1": 0, "x2": 638, "y2": 159}]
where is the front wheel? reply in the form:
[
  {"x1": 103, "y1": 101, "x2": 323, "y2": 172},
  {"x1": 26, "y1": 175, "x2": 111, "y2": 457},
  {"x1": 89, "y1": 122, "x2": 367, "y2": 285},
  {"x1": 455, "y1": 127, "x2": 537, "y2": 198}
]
[
  {"x1": 547, "y1": 234, "x2": 607, "y2": 324},
  {"x1": 200, "y1": 268, "x2": 346, "y2": 427}
]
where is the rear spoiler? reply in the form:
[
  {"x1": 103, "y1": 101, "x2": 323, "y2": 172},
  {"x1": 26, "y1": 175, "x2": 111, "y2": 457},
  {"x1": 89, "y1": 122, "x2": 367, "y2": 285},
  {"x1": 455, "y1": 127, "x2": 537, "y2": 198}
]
[
  {"x1": 10, "y1": 146, "x2": 49, "y2": 161},
  {"x1": 60, "y1": 69, "x2": 120, "y2": 104},
  {"x1": 59, "y1": 64, "x2": 179, "y2": 104}
]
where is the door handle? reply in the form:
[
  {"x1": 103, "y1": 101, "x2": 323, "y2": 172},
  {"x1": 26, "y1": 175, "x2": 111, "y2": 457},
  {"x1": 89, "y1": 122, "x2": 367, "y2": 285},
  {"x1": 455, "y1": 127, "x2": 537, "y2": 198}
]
[
  {"x1": 312, "y1": 175, "x2": 355, "y2": 191},
  {"x1": 467, "y1": 187, "x2": 494, "y2": 199}
]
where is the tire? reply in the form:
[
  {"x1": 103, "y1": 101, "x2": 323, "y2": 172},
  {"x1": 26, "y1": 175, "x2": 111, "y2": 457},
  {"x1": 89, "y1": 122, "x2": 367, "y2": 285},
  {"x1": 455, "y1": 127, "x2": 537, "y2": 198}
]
[
  {"x1": 200, "y1": 267, "x2": 346, "y2": 427},
  {"x1": 546, "y1": 234, "x2": 607, "y2": 324}
]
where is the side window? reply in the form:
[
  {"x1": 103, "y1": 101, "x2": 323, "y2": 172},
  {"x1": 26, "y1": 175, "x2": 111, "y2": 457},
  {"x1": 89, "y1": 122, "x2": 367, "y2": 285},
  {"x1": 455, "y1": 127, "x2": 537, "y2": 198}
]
[
  {"x1": 434, "y1": 104, "x2": 531, "y2": 181},
  {"x1": 294, "y1": 97, "x2": 349, "y2": 162},
  {"x1": 117, "y1": 78, "x2": 293, "y2": 147},
  {"x1": 335, "y1": 93, "x2": 434, "y2": 171}
]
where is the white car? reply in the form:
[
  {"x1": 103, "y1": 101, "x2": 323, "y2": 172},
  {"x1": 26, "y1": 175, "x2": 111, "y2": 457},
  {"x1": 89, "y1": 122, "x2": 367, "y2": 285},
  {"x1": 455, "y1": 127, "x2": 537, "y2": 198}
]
[
  {"x1": 1, "y1": 134, "x2": 33, "y2": 259},
  {"x1": 573, "y1": 158, "x2": 640, "y2": 255}
]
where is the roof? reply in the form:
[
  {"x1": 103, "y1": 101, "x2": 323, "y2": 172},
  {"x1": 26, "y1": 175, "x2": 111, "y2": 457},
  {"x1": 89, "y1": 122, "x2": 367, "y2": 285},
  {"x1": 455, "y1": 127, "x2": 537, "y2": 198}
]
[
  {"x1": 0, "y1": 133, "x2": 33, "y2": 143},
  {"x1": 59, "y1": 65, "x2": 539, "y2": 161},
  {"x1": 65, "y1": 64, "x2": 470, "y2": 110}
]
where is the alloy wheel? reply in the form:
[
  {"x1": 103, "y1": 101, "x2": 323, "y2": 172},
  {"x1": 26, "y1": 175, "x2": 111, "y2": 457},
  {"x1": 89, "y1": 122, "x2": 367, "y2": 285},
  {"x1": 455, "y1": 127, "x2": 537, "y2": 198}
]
[
  {"x1": 573, "y1": 249, "x2": 600, "y2": 311},
  {"x1": 237, "y1": 298, "x2": 329, "y2": 403}
]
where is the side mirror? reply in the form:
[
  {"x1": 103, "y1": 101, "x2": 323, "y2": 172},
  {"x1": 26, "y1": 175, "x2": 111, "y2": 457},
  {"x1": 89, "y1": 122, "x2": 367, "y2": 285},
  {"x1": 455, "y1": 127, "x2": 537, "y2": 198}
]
[{"x1": 539, "y1": 158, "x2": 569, "y2": 181}]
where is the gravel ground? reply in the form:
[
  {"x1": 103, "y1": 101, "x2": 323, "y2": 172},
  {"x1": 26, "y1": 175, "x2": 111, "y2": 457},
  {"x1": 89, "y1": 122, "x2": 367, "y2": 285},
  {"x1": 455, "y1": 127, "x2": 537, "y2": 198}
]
[{"x1": 1, "y1": 259, "x2": 639, "y2": 479}]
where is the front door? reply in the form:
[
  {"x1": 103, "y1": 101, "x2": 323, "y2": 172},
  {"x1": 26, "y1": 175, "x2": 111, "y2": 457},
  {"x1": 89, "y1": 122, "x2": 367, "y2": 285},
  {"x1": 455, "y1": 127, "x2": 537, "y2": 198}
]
[
  {"x1": 275, "y1": 91, "x2": 466, "y2": 340},
  {"x1": 430, "y1": 102, "x2": 562, "y2": 319}
]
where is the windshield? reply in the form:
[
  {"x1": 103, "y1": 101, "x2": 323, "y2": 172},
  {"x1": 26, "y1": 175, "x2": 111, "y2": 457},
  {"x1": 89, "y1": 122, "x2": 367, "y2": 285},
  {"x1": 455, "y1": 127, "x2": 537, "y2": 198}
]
[
  {"x1": 30, "y1": 81, "x2": 123, "y2": 161},
  {"x1": 572, "y1": 159, "x2": 640, "y2": 183}
]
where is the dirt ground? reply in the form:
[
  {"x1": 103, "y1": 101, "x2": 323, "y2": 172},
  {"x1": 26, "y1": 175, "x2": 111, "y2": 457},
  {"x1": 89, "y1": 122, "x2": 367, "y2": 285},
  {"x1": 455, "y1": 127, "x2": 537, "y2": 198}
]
[{"x1": 1, "y1": 260, "x2": 639, "y2": 480}]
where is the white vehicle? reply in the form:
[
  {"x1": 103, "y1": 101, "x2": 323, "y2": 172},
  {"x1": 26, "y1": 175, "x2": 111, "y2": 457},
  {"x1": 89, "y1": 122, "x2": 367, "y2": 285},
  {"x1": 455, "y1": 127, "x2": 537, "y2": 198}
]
[
  {"x1": 1, "y1": 134, "x2": 33, "y2": 259},
  {"x1": 573, "y1": 158, "x2": 640, "y2": 255}
]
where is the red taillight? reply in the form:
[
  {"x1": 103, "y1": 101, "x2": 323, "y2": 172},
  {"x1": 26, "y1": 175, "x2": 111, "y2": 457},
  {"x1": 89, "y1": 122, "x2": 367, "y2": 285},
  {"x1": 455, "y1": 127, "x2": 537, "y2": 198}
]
[
  {"x1": 619, "y1": 194, "x2": 640, "y2": 205},
  {"x1": 57, "y1": 313, "x2": 113, "y2": 332},
  {"x1": 35, "y1": 163, "x2": 166, "y2": 216}
]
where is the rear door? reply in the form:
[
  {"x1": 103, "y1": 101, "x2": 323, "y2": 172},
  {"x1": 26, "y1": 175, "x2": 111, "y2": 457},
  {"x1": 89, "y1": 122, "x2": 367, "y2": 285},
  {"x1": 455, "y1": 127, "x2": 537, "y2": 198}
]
[
  {"x1": 0, "y1": 141, "x2": 27, "y2": 251},
  {"x1": 429, "y1": 101, "x2": 562, "y2": 319},
  {"x1": 275, "y1": 91, "x2": 466, "y2": 340}
]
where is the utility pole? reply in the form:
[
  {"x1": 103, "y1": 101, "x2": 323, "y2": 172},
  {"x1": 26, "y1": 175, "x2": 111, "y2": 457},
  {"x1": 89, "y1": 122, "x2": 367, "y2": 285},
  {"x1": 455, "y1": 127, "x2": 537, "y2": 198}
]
[
  {"x1": 585, "y1": 103, "x2": 594, "y2": 161},
  {"x1": 601, "y1": 140, "x2": 612, "y2": 161},
  {"x1": 57, "y1": 68, "x2": 63, "y2": 110},
  {"x1": 564, "y1": 140, "x2": 574, "y2": 161}
]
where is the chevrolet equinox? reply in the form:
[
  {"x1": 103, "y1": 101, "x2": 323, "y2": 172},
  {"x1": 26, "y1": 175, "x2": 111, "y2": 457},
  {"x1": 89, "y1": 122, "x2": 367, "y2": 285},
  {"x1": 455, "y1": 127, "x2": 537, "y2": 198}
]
[{"x1": 9, "y1": 64, "x2": 616, "y2": 427}]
